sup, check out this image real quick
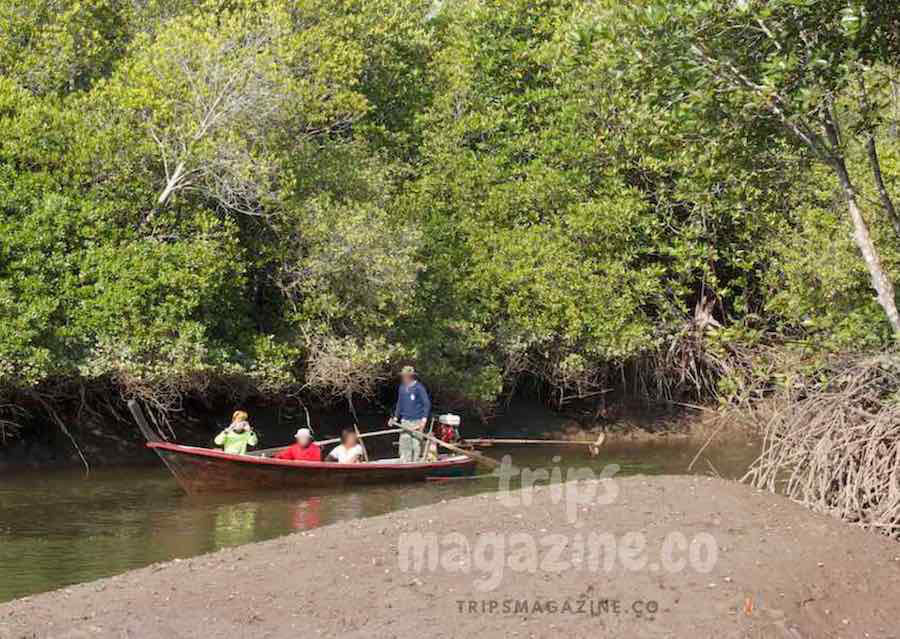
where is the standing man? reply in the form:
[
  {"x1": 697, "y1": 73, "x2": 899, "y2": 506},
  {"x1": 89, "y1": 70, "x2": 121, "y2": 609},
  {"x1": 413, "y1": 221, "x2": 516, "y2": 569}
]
[{"x1": 392, "y1": 366, "x2": 431, "y2": 462}]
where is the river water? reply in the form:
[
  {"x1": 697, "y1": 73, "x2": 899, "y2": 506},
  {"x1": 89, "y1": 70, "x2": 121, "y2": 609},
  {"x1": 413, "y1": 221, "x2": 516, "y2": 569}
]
[{"x1": 0, "y1": 430, "x2": 759, "y2": 603}]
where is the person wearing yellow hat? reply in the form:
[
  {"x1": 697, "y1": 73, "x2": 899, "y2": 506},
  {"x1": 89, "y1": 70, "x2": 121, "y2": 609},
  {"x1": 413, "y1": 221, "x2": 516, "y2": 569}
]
[{"x1": 214, "y1": 410, "x2": 258, "y2": 455}]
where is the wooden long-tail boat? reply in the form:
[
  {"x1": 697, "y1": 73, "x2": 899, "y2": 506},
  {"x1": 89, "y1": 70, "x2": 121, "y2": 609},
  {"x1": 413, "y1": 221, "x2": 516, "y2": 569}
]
[{"x1": 128, "y1": 401, "x2": 477, "y2": 494}]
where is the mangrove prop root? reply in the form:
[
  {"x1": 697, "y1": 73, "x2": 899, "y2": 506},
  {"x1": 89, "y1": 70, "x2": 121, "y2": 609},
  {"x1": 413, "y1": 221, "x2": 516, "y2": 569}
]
[{"x1": 742, "y1": 353, "x2": 900, "y2": 539}]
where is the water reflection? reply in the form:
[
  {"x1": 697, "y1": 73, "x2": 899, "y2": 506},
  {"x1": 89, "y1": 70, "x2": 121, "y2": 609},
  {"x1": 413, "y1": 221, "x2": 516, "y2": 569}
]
[
  {"x1": 213, "y1": 503, "x2": 259, "y2": 547},
  {"x1": 0, "y1": 437, "x2": 759, "y2": 603},
  {"x1": 290, "y1": 496, "x2": 322, "y2": 531}
]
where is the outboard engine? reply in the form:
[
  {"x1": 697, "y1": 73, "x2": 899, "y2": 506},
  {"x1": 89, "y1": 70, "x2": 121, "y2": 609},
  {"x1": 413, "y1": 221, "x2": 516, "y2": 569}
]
[{"x1": 437, "y1": 413, "x2": 461, "y2": 443}]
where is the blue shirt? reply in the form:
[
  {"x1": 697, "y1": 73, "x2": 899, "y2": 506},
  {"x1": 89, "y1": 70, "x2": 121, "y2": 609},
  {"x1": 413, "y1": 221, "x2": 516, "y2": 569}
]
[{"x1": 394, "y1": 380, "x2": 431, "y2": 421}]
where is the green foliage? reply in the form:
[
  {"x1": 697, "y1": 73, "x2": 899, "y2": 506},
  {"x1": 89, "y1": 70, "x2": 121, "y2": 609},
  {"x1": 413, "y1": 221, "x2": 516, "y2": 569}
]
[
  {"x1": 1, "y1": 0, "x2": 899, "y2": 416},
  {"x1": 764, "y1": 152, "x2": 900, "y2": 349},
  {"x1": 596, "y1": 0, "x2": 900, "y2": 330}
]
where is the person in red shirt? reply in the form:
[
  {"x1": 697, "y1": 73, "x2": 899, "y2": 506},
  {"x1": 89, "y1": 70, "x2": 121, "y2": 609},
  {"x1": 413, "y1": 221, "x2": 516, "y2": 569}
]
[{"x1": 275, "y1": 428, "x2": 321, "y2": 462}]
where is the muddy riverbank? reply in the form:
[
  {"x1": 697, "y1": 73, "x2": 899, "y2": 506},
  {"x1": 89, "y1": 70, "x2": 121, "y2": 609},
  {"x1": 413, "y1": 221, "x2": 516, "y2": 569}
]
[{"x1": 2, "y1": 475, "x2": 898, "y2": 638}]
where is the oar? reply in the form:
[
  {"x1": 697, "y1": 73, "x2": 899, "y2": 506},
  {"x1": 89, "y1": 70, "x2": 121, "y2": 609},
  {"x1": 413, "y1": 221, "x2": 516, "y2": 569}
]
[
  {"x1": 465, "y1": 437, "x2": 603, "y2": 446},
  {"x1": 466, "y1": 434, "x2": 606, "y2": 457},
  {"x1": 345, "y1": 393, "x2": 369, "y2": 461},
  {"x1": 258, "y1": 428, "x2": 404, "y2": 457},
  {"x1": 315, "y1": 428, "x2": 403, "y2": 447},
  {"x1": 353, "y1": 423, "x2": 370, "y2": 462},
  {"x1": 393, "y1": 420, "x2": 500, "y2": 469}
]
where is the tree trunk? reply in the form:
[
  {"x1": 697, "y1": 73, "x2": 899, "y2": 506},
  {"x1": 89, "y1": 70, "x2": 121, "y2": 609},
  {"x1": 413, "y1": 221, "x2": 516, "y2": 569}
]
[
  {"x1": 157, "y1": 160, "x2": 185, "y2": 206},
  {"x1": 832, "y1": 157, "x2": 900, "y2": 335},
  {"x1": 892, "y1": 76, "x2": 899, "y2": 139},
  {"x1": 865, "y1": 135, "x2": 900, "y2": 238}
]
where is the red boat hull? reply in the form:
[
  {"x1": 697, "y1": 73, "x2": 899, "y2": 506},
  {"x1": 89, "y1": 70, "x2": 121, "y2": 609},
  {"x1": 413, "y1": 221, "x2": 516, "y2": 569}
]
[{"x1": 148, "y1": 442, "x2": 477, "y2": 494}]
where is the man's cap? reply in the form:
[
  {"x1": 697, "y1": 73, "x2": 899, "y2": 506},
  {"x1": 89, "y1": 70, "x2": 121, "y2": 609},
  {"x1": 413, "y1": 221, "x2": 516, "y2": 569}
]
[
  {"x1": 401, "y1": 365, "x2": 416, "y2": 376},
  {"x1": 295, "y1": 428, "x2": 312, "y2": 439}
]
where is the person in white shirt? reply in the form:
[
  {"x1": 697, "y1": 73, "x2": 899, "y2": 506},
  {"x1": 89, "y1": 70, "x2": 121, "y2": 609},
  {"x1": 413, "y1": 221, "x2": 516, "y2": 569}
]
[{"x1": 327, "y1": 429, "x2": 365, "y2": 464}]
